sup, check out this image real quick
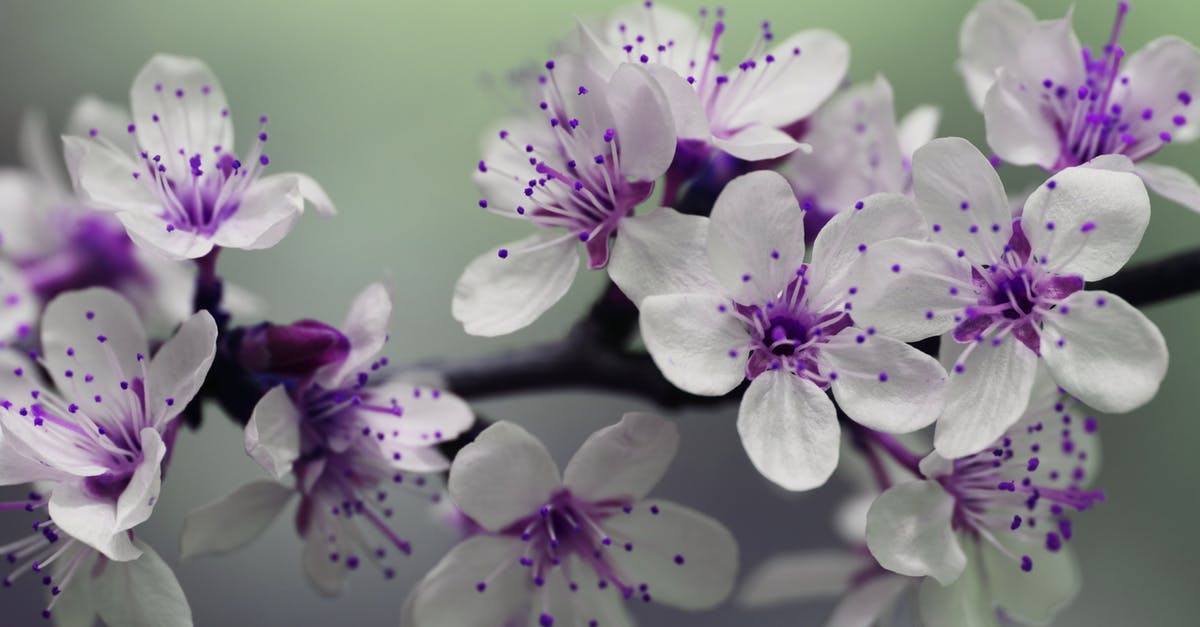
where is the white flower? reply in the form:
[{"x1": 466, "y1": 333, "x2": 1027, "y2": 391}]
[
  {"x1": 455, "y1": 54, "x2": 676, "y2": 336},
  {"x1": 960, "y1": 0, "x2": 1200, "y2": 212},
  {"x1": 785, "y1": 75, "x2": 940, "y2": 235},
  {"x1": 0, "y1": 288, "x2": 215, "y2": 623},
  {"x1": 404, "y1": 414, "x2": 738, "y2": 627},
  {"x1": 63, "y1": 54, "x2": 336, "y2": 260},
  {"x1": 865, "y1": 375, "x2": 1101, "y2": 627},
  {"x1": 847, "y1": 137, "x2": 1167, "y2": 458},
  {"x1": 609, "y1": 171, "x2": 947, "y2": 490},
  {"x1": 577, "y1": 2, "x2": 849, "y2": 161},
  {"x1": 180, "y1": 283, "x2": 474, "y2": 595}
]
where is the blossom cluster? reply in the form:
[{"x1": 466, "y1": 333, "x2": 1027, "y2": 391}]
[{"x1": 0, "y1": 1, "x2": 1193, "y2": 626}]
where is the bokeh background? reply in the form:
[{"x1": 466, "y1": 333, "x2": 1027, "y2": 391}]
[{"x1": 0, "y1": 0, "x2": 1196, "y2": 625}]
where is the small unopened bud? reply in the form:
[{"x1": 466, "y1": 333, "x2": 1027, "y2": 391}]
[{"x1": 239, "y1": 320, "x2": 350, "y2": 378}]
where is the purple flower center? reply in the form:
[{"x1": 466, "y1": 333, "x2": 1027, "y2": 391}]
[
  {"x1": 733, "y1": 273, "x2": 852, "y2": 381},
  {"x1": 16, "y1": 214, "x2": 146, "y2": 302}
]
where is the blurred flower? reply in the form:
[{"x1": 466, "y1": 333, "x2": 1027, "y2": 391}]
[
  {"x1": 961, "y1": 0, "x2": 1200, "y2": 212},
  {"x1": 63, "y1": 54, "x2": 336, "y2": 260},
  {"x1": 405, "y1": 413, "x2": 738, "y2": 627},
  {"x1": 181, "y1": 283, "x2": 474, "y2": 595},
  {"x1": 865, "y1": 375, "x2": 1102, "y2": 627},
  {"x1": 455, "y1": 55, "x2": 676, "y2": 336},
  {"x1": 609, "y1": 171, "x2": 947, "y2": 490},
  {"x1": 847, "y1": 138, "x2": 1166, "y2": 458},
  {"x1": 577, "y1": 2, "x2": 849, "y2": 162},
  {"x1": 784, "y1": 75, "x2": 940, "y2": 239},
  {"x1": 0, "y1": 288, "x2": 215, "y2": 623}
]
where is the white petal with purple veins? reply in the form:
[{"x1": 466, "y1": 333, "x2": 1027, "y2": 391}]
[
  {"x1": 113, "y1": 427, "x2": 167, "y2": 532},
  {"x1": 563, "y1": 412, "x2": 678, "y2": 503},
  {"x1": 707, "y1": 171, "x2": 806, "y2": 304},
  {"x1": 48, "y1": 483, "x2": 141, "y2": 562},
  {"x1": 129, "y1": 55, "x2": 233, "y2": 167},
  {"x1": 607, "y1": 63, "x2": 676, "y2": 181},
  {"x1": 983, "y1": 70, "x2": 1062, "y2": 169},
  {"x1": 722, "y1": 30, "x2": 850, "y2": 130},
  {"x1": 639, "y1": 292, "x2": 749, "y2": 396},
  {"x1": 209, "y1": 174, "x2": 304, "y2": 250},
  {"x1": 913, "y1": 138, "x2": 1013, "y2": 265},
  {"x1": 608, "y1": 208, "x2": 722, "y2": 305},
  {"x1": 822, "y1": 331, "x2": 946, "y2": 434},
  {"x1": 147, "y1": 311, "x2": 217, "y2": 427},
  {"x1": 935, "y1": 334, "x2": 1038, "y2": 458},
  {"x1": 41, "y1": 288, "x2": 148, "y2": 408}
]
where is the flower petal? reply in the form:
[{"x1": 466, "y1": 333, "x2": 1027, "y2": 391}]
[
  {"x1": 244, "y1": 385, "x2": 302, "y2": 480},
  {"x1": 865, "y1": 479, "x2": 965, "y2": 585},
  {"x1": 66, "y1": 95, "x2": 134, "y2": 155},
  {"x1": 353, "y1": 380, "x2": 474, "y2": 450},
  {"x1": 979, "y1": 536, "x2": 1080, "y2": 626},
  {"x1": 608, "y1": 208, "x2": 722, "y2": 305},
  {"x1": 603, "y1": 498, "x2": 738, "y2": 610},
  {"x1": 1011, "y1": 11, "x2": 1086, "y2": 94},
  {"x1": 823, "y1": 330, "x2": 947, "y2": 433},
  {"x1": 846, "y1": 238, "x2": 974, "y2": 342},
  {"x1": 406, "y1": 535, "x2": 529, "y2": 627},
  {"x1": 707, "y1": 171, "x2": 805, "y2": 303},
  {"x1": 898, "y1": 104, "x2": 942, "y2": 158},
  {"x1": 48, "y1": 483, "x2": 141, "y2": 562},
  {"x1": 723, "y1": 30, "x2": 850, "y2": 130},
  {"x1": 114, "y1": 427, "x2": 167, "y2": 532},
  {"x1": 957, "y1": 0, "x2": 1037, "y2": 109},
  {"x1": 1121, "y1": 36, "x2": 1200, "y2": 144},
  {"x1": 130, "y1": 54, "x2": 232, "y2": 165},
  {"x1": 807, "y1": 192, "x2": 929, "y2": 311},
  {"x1": 1136, "y1": 162, "x2": 1200, "y2": 213},
  {"x1": 452, "y1": 232, "x2": 579, "y2": 337},
  {"x1": 63, "y1": 136, "x2": 161, "y2": 215},
  {"x1": 712, "y1": 124, "x2": 806, "y2": 161},
  {"x1": 147, "y1": 311, "x2": 216, "y2": 426},
  {"x1": 448, "y1": 421, "x2": 561, "y2": 532},
  {"x1": 983, "y1": 70, "x2": 1062, "y2": 169},
  {"x1": 41, "y1": 288, "x2": 148, "y2": 404},
  {"x1": 91, "y1": 539, "x2": 194, "y2": 627},
  {"x1": 639, "y1": 293, "x2": 749, "y2": 396},
  {"x1": 912, "y1": 138, "x2": 1013, "y2": 265},
  {"x1": 737, "y1": 372, "x2": 839, "y2": 491},
  {"x1": 642, "y1": 63, "x2": 711, "y2": 140},
  {"x1": 1040, "y1": 290, "x2": 1167, "y2": 413},
  {"x1": 563, "y1": 412, "x2": 678, "y2": 503},
  {"x1": 934, "y1": 334, "x2": 1038, "y2": 458},
  {"x1": 179, "y1": 479, "x2": 294, "y2": 559},
  {"x1": 826, "y1": 573, "x2": 912, "y2": 627},
  {"x1": 209, "y1": 174, "x2": 304, "y2": 250},
  {"x1": 1022, "y1": 161, "x2": 1149, "y2": 282},
  {"x1": 917, "y1": 554, "x2": 1000, "y2": 627},
  {"x1": 313, "y1": 282, "x2": 392, "y2": 389},
  {"x1": 737, "y1": 550, "x2": 865, "y2": 608},
  {"x1": 607, "y1": 63, "x2": 677, "y2": 181},
  {"x1": 117, "y1": 210, "x2": 214, "y2": 260}
]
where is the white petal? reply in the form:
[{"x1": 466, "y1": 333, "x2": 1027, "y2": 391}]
[
  {"x1": 607, "y1": 63, "x2": 676, "y2": 181},
  {"x1": 209, "y1": 174, "x2": 304, "y2": 250},
  {"x1": 48, "y1": 484, "x2": 141, "y2": 562},
  {"x1": 244, "y1": 385, "x2": 302, "y2": 480},
  {"x1": 983, "y1": 70, "x2": 1062, "y2": 169},
  {"x1": 823, "y1": 330, "x2": 947, "y2": 433},
  {"x1": 1136, "y1": 162, "x2": 1200, "y2": 213},
  {"x1": 1041, "y1": 290, "x2": 1167, "y2": 413},
  {"x1": 707, "y1": 171, "x2": 805, "y2": 303},
  {"x1": 66, "y1": 96, "x2": 133, "y2": 154},
  {"x1": 979, "y1": 536, "x2": 1080, "y2": 626},
  {"x1": 642, "y1": 63, "x2": 711, "y2": 140},
  {"x1": 865, "y1": 480, "x2": 965, "y2": 585},
  {"x1": 737, "y1": 550, "x2": 864, "y2": 608},
  {"x1": 0, "y1": 423, "x2": 73, "y2": 485},
  {"x1": 608, "y1": 208, "x2": 722, "y2": 305},
  {"x1": 117, "y1": 210, "x2": 214, "y2": 260},
  {"x1": 807, "y1": 192, "x2": 929, "y2": 311},
  {"x1": 737, "y1": 372, "x2": 839, "y2": 491},
  {"x1": 63, "y1": 137, "x2": 160, "y2": 215},
  {"x1": 407, "y1": 535, "x2": 529, "y2": 627},
  {"x1": 917, "y1": 556, "x2": 1000, "y2": 627},
  {"x1": 723, "y1": 30, "x2": 850, "y2": 130},
  {"x1": 447, "y1": 421, "x2": 561, "y2": 532},
  {"x1": 452, "y1": 232, "x2": 579, "y2": 337},
  {"x1": 934, "y1": 334, "x2": 1038, "y2": 458},
  {"x1": 1022, "y1": 162, "x2": 1149, "y2": 281},
  {"x1": 179, "y1": 480, "x2": 294, "y2": 559},
  {"x1": 957, "y1": 0, "x2": 1037, "y2": 109},
  {"x1": 603, "y1": 499, "x2": 739, "y2": 610},
  {"x1": 91, "y1": 540, "x2": 194, "y2": 627},
  {"x1": 1012, "y1": 11, "x2": 1086, "y2": 94},
  {"x1": 300, "y1": 515, "x2": 352, "y2": 597},
  {"x1": 352, "y1": 379, "x2": 474, "y2": 450},
  {"x1": 712, "y1": 124, "x2": 806, "y2": 161},
  {"x1": 639, "y1": 293, "x2": 749, "y2": 396},
  {"x1": 897, "y1": 104, "x2": 942, "y2": 158},
  {"x1": 313, "y1": 282, "x2": 391, "y2": 389},
  {"x1": 114, "y1": 428, "x2": 167, "y2": 532},
  {"x1": 289, "y1": 172, "x2": 337, "y2": 216},
  {"x1": 130, "y1": 55, "x2": 232, "y2": 164},
  {"x1": 563, "y1": 412, "x2": 678, "y2": 503},
  {"x1": 41, "y1": 288, "x2": 148, "y2": 403},
  {"x1": 0, "y1": 261, "x2": 36, "y2": 344},
  {"x1": 147, "y1": 311, "x2": 216, "y2": 426},
  {"x1": 912, "y1": 137, "x2": 1012, "y2": 264},
  {"x1": 845, "y1": 238, "x2": 974, "y2": 342},
  {"x1": 47, "y1": 548, "x2": 98, "y2": 627},
  {"x1": 1121, "y1": 36, "x2": 1200, "y2": 143},
  {"x1": 825, "y1": 573, "x2": 912, "y2": 627}
]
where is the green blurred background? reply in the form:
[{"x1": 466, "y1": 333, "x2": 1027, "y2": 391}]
[{"x1": 0, "y1": 0, "x2": 1196, "y2": 625}]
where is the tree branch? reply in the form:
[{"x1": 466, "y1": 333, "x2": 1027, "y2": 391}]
[{"x1": 1092, "y1": 247, "x2": 1200, "y2": 307}]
